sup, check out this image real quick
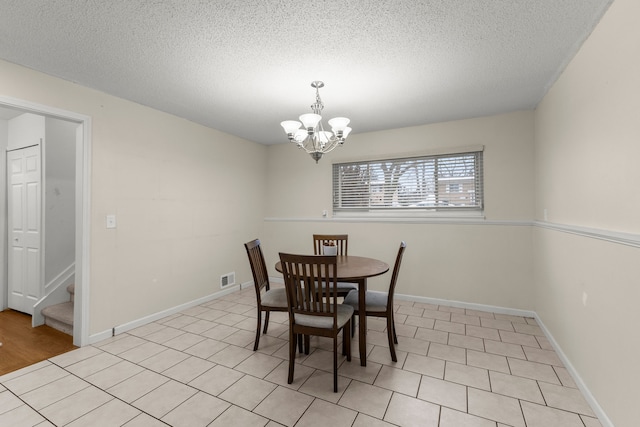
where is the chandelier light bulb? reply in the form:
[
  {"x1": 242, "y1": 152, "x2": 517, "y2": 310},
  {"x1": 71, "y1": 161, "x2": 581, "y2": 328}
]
[
  {"x1": 318, "y1": 131, "x2": 332, "y2": 144},
  {"x1": 281, "y1": 120, "x2": 302, "y2": 135},
  {"x1": 328, "y1": 117, "x2": 350, "y2": 132},
  {"x1": 299, "y1": 113, "x2": 322, "y2": 130},
  {"x1": 294, "y1": 129, "x2": 307, "y2": 143}
]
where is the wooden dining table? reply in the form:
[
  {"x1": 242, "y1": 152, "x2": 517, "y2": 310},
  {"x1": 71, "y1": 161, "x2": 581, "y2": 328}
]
[{"x1": 275, "y1": 255, "x2": 389, "y2": 366}]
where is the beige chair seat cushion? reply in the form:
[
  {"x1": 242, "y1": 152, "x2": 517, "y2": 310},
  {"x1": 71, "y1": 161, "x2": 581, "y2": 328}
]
[
  {"x1": 343, "y1": 289, "x2": 388, "y2": 312},
  {"x1": 261, "y1": 287, "x2": 288, "y2": 308},
  {"x1": 316, "y1": 281, "x2": 358, "y2": 293},
  {"x1": 295, "y1": 304, "x2": 354, "y2": 329}
]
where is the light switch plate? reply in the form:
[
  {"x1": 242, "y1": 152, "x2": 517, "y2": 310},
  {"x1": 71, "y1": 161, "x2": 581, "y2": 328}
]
[{"x1": 106, "y1": 214, "x2": 117, "y2": 229}]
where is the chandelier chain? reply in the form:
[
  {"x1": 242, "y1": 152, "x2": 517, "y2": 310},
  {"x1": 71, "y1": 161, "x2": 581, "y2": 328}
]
[{"x1": 311, "y1": 86, "x2": 324, "y2": 115}]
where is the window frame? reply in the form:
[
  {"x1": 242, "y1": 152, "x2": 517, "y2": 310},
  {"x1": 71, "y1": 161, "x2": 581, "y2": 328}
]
[{"x1": 332, "y1": 148, "x2": 484, "y2": 218}]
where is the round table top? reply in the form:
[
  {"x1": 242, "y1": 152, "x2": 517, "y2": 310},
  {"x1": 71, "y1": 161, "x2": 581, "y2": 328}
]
[{"x1": 275, "y1": 255, "x2": 389, "y2": 281}]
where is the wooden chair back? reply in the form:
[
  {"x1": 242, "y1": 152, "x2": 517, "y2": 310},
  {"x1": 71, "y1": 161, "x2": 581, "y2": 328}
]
[
  {"x1": 313, "y1": 234, "x2": 348, "y2": 256},
  {"x1": 279, "y1": 253, "x2": 339, "y2": 328},
  {"x1": 244, "y1": 239, "x2": 270, "y2": 298},
  {"x1": 386, "y1": 241, "x2": 407, "y2": 310}
]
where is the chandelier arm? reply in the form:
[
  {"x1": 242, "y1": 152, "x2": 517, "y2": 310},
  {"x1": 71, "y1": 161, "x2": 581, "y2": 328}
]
[
  {"x1": 295, "y1": 136, "x2": 340, "y2": 154},
  {"x1": 323, "y1": 139, "x2": 340, "y2": 153}
]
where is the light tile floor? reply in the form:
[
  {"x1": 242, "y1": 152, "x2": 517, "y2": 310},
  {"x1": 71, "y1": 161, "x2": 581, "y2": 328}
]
[{"x1": 0, "y1": 286, "x2": 602, "y2": 426}]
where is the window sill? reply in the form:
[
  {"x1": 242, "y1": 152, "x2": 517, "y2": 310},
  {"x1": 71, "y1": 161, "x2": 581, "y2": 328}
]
[{"x1": 264, "y1": 211, "x2": 492, "y2": 225}]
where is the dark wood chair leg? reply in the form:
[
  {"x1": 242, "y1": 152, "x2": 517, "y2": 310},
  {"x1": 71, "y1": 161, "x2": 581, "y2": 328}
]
[
  {"x1": 263, "y1": 310, "x2": 270, "y2": 334},
  {"x1": 333, "y1": 337, "x2": 338, "y2": 392},
  {"x1": 304, "y1": 335, "x2": 310, "y2": 355},
  {"x1": 343, "y1": 321, "x2": 352, "y2": 362},
  {"x1": 288, "y1": 330, "x2": 296, "y2": 384},
  {"x1": 342, "y1": 324, "x2": 347, "y2": 356},
  {"x1": 254, "y1": 309, "x2": 262, "y2": 351},
  {"x1": 387, "y1": 315, "x2": 397, "y2": 362},
  {"x1": 391, "y1": 312, "x2": 398, "y2": 344},
  {"x1": 351, "y1": 314, "x2": 356, "y2": 337}
]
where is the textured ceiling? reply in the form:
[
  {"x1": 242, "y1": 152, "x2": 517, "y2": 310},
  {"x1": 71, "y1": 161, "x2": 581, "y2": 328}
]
[{"x1": 0, "y1": 0, "x2": 612, "y2": 145}]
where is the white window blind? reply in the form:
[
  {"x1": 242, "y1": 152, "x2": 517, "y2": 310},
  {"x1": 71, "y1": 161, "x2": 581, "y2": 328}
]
[{"x1": 332, "y1": 150, "x2": 484, "y2": 213}]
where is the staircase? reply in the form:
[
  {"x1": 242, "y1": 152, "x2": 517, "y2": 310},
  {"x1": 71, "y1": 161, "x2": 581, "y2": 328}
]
[{"x1": 41, "y1": 284, "x2": 74, "y2": 335}]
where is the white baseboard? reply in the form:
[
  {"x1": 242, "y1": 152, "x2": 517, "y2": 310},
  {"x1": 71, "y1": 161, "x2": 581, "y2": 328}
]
[
  {"x1": 88, "y1": 329, "x2": 113, "y2": 345},
  {"x1": 88, "y1": 284, "x2": 242, "y2": 344},
  {"x1": 239, "y1": 280, "x2": 255, "y2": 290},
  {"x1": 534, "y1": 315, "x2": 614, "y2": 427}
]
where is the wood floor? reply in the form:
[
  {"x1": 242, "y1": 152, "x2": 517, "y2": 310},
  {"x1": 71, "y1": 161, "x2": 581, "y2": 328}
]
[{"x1": 0, "y1": 309, "x2": 77, "y2": 376}]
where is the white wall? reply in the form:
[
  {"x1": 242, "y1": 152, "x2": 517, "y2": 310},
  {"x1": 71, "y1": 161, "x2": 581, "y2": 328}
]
[
  {"x1": 7, "y1": 113, "x2": 45, "y2": 150},
  {"x1": 44, "y1": 117, "x2": 77, "y2": 285},
  {"x1": 533, "y1": 0, "x2": 640, "y2": 425},
  {"x1": 264, "y1": 111, "x2": 535, "y2": 310},
  {"x1": 0, "y1": 59, "x2": 268, "y2": 336}
]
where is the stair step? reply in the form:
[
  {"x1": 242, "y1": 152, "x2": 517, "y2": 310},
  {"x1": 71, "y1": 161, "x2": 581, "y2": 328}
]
[{"x1": 42, "y1": 301, "x2": 74, "y2": 336}]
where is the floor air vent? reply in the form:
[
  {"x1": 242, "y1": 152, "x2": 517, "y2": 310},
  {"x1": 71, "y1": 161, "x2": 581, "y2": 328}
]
[{"x1": 220, "y1": 272, "x2": 235, "y2": 288}]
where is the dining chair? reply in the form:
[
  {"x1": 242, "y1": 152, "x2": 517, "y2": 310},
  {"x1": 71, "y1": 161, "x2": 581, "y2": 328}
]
[
  {"x1": 343, "y1": 241, "x2": 407, "y2": 362},
  {"x1": 244, "y1": 239, "x2": 288, "y2": 351},
  {"x1": 313, "y1": 234, "x2": 349, "y2": 256},
  {"x1": 279, "y1": 252, "x2": 353, "y2": 392},
  {"x1": 312, "y1": 234, "x2": 357, "y2": 297}
]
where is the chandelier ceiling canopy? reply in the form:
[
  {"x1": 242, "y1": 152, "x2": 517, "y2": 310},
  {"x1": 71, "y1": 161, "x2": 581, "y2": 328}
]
[{"x1": 281, "y1": 81, "x2": 351, "y2": 163}]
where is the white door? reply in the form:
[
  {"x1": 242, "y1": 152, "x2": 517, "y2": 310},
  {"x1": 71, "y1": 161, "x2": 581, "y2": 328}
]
[{"x1": 7, "y1": 144, "x2": 42, "y2": 315}]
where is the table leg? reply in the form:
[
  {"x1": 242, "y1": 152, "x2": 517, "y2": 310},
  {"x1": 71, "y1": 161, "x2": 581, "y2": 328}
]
[{"x1": 358, "y1": 278, "x2": 367, "y2": 366}]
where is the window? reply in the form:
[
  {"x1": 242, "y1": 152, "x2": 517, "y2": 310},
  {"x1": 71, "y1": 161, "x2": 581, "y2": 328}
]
[{"x1": 332, "y1": 150, "x2": 483, "y2": 214}]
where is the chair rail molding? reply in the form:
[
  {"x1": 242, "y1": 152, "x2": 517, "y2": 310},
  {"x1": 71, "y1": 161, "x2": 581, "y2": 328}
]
[
  {"x1": 535, "y1": 220, "x2": 640, "y2": 249},
  {"x1": 265, "y1": 216, "x2": 640, "y2": 249}
]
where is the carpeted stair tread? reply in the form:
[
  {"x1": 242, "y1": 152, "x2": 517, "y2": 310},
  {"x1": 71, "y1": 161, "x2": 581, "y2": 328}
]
[{"x1": 42, "y1": 301, "x2": 74, "y2": 326}]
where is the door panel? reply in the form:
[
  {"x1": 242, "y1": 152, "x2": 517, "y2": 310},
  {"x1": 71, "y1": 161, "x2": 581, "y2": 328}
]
[{"x1": 7, "y1": 145, "x2": 41, "y2": 314}]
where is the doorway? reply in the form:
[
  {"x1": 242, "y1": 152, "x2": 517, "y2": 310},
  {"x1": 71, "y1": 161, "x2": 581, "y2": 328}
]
[{"x1": 0, "y1": 97, "x2": 90, "y2": 347}]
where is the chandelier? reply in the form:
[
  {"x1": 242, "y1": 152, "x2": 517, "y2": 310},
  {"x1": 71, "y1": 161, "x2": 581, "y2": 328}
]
[{"x1": 280, "y1": 81, "x2": 351, "y2": 163}]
